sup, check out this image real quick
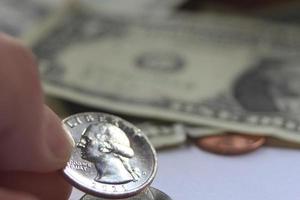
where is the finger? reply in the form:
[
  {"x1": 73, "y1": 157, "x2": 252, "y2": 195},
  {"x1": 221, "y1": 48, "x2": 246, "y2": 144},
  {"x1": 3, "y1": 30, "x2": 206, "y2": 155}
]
[
  {"x1": 0, "y1": 171, "x2": 72, "y2": 200},
  {"x1": 0, "y1": 188, "x2": 38, "y2": 200},
  {"x1": 0, "y1": 33, "x2": 74, "y2": 172}
]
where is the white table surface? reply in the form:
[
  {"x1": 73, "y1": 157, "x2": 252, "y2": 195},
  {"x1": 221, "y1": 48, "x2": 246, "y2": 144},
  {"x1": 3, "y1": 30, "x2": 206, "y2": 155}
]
[{"x1": 70, "y1": 145, "x2": 300, "y2": 200}]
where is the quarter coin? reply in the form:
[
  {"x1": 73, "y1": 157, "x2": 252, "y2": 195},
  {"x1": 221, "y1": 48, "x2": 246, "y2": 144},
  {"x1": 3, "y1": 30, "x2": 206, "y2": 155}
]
[
  {"x1": 196, "y1": 133, "x2": 266, "y2": 155},
  {"x1": 62, "y1": 112, "x2": 157, "y2": 198}
]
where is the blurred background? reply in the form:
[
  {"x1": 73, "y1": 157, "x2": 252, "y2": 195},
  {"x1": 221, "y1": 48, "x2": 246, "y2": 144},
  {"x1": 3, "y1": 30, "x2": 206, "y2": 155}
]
[{"x1": 2, "y1": 0, "x2": 300, "y2": 199}]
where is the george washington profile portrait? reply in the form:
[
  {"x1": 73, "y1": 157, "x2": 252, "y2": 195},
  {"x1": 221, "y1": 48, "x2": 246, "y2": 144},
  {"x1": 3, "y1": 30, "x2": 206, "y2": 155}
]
[
  {"x1": 77, "y1": 123, "x2": 140, "y2": 184},
  {"x1": 233, "y1": 57, "x2": 300, "y2": 116}
]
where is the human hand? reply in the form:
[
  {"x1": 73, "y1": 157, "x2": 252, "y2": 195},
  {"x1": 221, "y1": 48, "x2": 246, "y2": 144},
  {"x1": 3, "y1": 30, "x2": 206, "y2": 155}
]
[{"x1": 0, "y1": 33, "x2": 74, "y2": 200}]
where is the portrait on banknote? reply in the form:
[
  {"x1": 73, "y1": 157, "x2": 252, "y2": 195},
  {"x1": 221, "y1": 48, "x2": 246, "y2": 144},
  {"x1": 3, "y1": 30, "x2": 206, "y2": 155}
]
[{"x1": 233, "y1": 57, "x2": 300, "y2": 115}]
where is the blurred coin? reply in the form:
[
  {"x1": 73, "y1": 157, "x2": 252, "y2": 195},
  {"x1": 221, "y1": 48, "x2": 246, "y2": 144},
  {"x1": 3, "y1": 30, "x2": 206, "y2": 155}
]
[
  {"x1": 196, "y1": 133, "x2": 266, "y2": 155},
  {"x1": 80, "y1": 187, "x2": 172, "y2": 200},
  {"x1": 150, "y1": 187, "x2": 172, "y2": 200},
  {"x1": 62, "y1": 112, "x2": 157, "y2": 199}
]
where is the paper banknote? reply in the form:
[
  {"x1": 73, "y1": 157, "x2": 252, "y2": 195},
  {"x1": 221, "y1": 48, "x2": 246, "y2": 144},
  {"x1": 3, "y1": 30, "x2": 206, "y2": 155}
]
[
  {"x1": 79, "y1": 0, "x2": 183, "y2": 19},
  {"x1": 0, "y1": 0, "x2": 62, "y2": 36},
  {"x1": 46, "y1": 96, "x2": 187, "y2": 149},
  {"x1": 28, "y1": 4, "x2": 300, "y2": 143}
]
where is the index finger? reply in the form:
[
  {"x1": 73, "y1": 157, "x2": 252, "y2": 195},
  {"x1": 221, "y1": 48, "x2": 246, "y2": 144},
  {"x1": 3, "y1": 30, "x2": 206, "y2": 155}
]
[{"x1": 0, "y1": 33, "x2": 74, "y2": 172}]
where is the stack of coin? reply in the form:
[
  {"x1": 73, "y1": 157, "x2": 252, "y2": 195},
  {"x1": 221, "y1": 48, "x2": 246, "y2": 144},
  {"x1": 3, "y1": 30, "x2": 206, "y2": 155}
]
[{"x1": 62, "y1": 112, "x2": 172, "y2": 200}]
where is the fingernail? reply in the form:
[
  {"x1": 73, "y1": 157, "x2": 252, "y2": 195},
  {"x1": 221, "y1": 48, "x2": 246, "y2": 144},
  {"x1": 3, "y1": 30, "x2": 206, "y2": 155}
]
[
  {"x1": 44, "y1": 107, "x2": 74, "y2": 167},
  {"x1": 63, "y1": 126, "x2": 76, "y2": 147},
  {"x1": 48, "y1": 126, "x2": 74, "y2": 164}
]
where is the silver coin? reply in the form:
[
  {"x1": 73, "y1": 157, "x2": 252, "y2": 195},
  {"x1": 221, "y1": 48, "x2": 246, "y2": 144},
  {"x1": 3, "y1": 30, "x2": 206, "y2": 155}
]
[
  {"x1": 62, "y1": 112, "x2": 157, "y2": 198},
  {"x1": 149, "y1": 187, "x2": 172, "y2": 200},
  {"x1": 80, "y1": 187, "x2": 172, "y2": 200}
]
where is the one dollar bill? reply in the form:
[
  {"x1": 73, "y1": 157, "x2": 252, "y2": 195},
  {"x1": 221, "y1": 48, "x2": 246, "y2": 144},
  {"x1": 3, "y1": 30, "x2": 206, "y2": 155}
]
[{"x1": 28, "y1": 4, "x2": 300, "y2": 144}]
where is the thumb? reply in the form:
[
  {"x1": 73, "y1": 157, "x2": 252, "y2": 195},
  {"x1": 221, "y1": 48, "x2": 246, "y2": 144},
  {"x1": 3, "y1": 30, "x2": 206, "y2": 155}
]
[{"x1": 0, "y1": 33, "x2": 74, "y2": 172}]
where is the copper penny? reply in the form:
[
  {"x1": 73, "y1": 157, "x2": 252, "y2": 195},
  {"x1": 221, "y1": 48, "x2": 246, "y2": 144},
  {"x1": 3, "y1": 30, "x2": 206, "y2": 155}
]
[{"x1": 196, "y1": 133, "x2": 266, "y2": 155}]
